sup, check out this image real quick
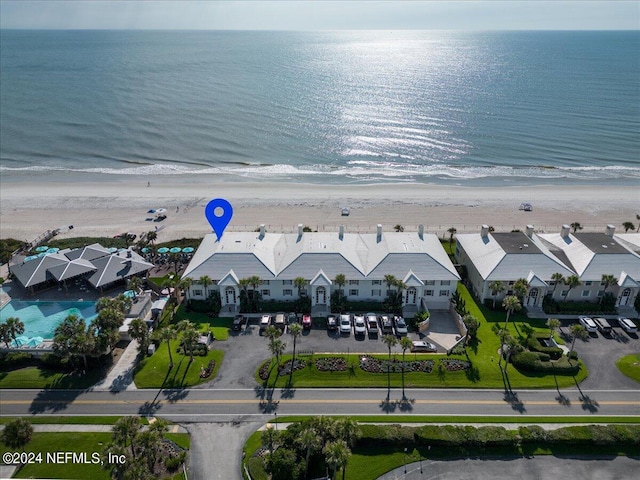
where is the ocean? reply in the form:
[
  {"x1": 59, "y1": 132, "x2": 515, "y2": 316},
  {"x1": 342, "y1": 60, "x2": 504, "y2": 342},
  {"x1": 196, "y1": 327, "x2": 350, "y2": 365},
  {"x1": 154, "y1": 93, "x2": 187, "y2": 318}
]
[{"x1": 0, "y1": 30, "x2": 638, "y2": 186}]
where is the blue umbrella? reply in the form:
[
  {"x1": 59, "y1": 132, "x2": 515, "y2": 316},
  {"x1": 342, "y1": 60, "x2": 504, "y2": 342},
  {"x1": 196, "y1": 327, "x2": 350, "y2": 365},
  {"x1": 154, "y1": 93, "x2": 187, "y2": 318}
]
[
  {"x1": 141, "y1": 247, "x2": 150, "y2": 253},
  {"x1": 169, "y1": 247, "x2": 182, "y2": 253},
  {"x1": 123, "y1": 290, "x2": 136, "y2": 298},
  {"x1": 37, "y1": 252, "x2": 47, "y2": 257},
  {"x1": 25, "y1": 255, "x2": 38, "y2": 261},
  {"x1": 108, "y1": 247, "x2": 118, "y2": 253},
  {"x1": 35, "y1": 246, "x2": 49, "y2": 252},
  {"x1": 47, "y1": 247, "x2": 60, "y2": 253},
  {"x1": 182, "y1": 247, "x2": 195, "y2": 253},
  {"x1": 157, "y1": 247, "x2": 170, "y2": 254}
]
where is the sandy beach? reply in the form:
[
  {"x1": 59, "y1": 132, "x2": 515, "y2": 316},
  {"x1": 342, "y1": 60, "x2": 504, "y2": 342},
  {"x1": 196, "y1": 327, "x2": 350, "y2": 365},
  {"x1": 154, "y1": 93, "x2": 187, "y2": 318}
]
[{"x1": 1, "y1": 180, "x2": 638, "y2": 244}]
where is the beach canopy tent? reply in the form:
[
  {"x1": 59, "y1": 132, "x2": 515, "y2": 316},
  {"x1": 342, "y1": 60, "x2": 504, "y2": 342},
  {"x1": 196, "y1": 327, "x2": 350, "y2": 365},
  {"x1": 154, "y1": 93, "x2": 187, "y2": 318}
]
[{"x1": 10, "y1": 244, "x2": 152, "y2": 291}]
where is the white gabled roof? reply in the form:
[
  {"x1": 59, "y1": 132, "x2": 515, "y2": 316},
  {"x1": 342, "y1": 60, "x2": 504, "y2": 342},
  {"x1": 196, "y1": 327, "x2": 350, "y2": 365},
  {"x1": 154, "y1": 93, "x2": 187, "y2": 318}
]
[
  {"x1": 183, "y1": 231, "x2": 459, "y2": 282},
  {"x1": 310, "y1": 270, "x2": 332, "y2": 286},
  {"x1": 456, "y1": 232, "x2": 574, "y2": 281},
  {"x1": 618, "y1": 271, "x2": 639, "y2": 288}
]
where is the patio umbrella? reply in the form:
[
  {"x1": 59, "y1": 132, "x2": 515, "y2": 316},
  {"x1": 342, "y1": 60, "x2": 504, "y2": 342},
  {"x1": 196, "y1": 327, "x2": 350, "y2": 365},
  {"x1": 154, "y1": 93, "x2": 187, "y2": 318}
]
[
  {"x1": 46, "y1": 247, "x2": 60, "y2": 253},
  {"x1": 147, "y1": 209, "x2": 156, "y2": 214},
  {"x1": 182, "y1": 247, "x2": 195, "y2": 253},
  {"x1": 156, "y1": 208, "x2": 167, "y2": 214},
  {"x1": 141, "y1": 247, "x2": 150, "y2": 253},
  {"x1": 37, "y1": 252, "x2": 47, "y2": 257},
  {"x1": 35, "y1": 246, "x2": 49, "y2": 252},
  {"x1": 169, "y1": 247, "x2": 182, "y2": 253},
  {"x1": 157, "y1": 247, "x2": 170, "y2": 254},
  {"x1": 25, "y1": 255, "x2": 38, "y2": 262},
  {"x1": 123, "y1": 290, "x2": 136, "y2": 298},
  {"x1": 161, "y1": 287, "x2": 175, "y2": 295},
  {"x1": 108, "y1": 247, "x2": 118, "y2": 253}
]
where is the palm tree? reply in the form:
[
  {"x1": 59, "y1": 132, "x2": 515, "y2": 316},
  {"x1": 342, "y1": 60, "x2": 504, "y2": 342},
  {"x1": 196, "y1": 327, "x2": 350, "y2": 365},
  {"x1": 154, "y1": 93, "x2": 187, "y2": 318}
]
[
  {"x1": 0, "y1": 323, "x2": 12, "y2": 349},
  {"x1": 394, "y1": 224, "x2": 404, "y2": 232},
  {"x1": 181, "y1": 325, "x2": 200, "y2": 363},
  {"x1": 384, "y1": 274, "x2": 397, "y2": 295},
  {"x1": 264, "y1": 325, "x2": 280, "y2": 341},
  {"x1": 4, "y1": 317, "x2": 24, "y2": 346},
  {"x1": 248, "y1": 275, "x2": 262, "y2": 299},
  {"x1": 568, "y1": 324, "x2": 588, "y2": 364},
  {"x1": 53, "y1": 314, "x2": 95, "y2": 372},
  {"x1": 127, "y1": 275, "x2": 142, "y2": 294},
  {"x1": 503, "y1": 334, "x2": 523, "y2": 372},
  {"x1": 146, "y1": 230, "x2": 158, "y2": 246},
  {"x1": 296, "y1": 427, "x2": 321, "y2": 479},
  {"x1": 488, "y1": 280, "x2": 505, "y2": 308},
  {"x1": 334, "y1": 418, "x2": 360, "y2": 448},
  {"x1": 382, "y1": 334, "x2": 398, "y2": 387},
  {"x1": 288, "y1": 322, "x2": 303, "y2": 381},
  {"x1": 179, "y1": 277, "x2": 193, "y2": 301},
  {"x1": 324, "y1": 439, "x2": 351, "y2": 480},
  {"x1": 550, "y1": 273, "x2": 565, "y2": 297},
  {"x1": 112, "y1": 416, "x2": 141, "y2": 460},
  {"x1": 502, "y1": 295, "x2": 521, "y2": 329},
  {"x1": 334, "y1": 274, "x2": 346, "y2": 294},
  {"x1": 570, "y1": 222, "x2": 583, "y2": 233},
  {"x1": 261, "y1": 425, "x2": 280, "y2": 453},
  {"x1": 447, "y1": 227, "x2": 457, "y2": 248},
  {"x1": 564, "y1": 275, "x2": 581, "y2": 299},
  {"x1": 293, "y1": 276, "x2": 308, "y2": 298},
  {"x1": 238, "y1": 278, "x2": 251, "y2": 298},
  {"x1": 268, "y1": 338, "x2": 286, "y2": 371},
  {"x1": 128, "y1": 318, "x2": 150, "y2": 355},
  {"x1": 513, "y1": 278, "x2": 529, "y2": 303},
  {"x1": 600, "y1": 274, "x2": 618, "y2": 304},
  {"x1": 158, "y1": 326, "x2": 177, "y2": 368},
  {"x1": 622, "y1": 221, "x2": 635, "y2": 233},
  {"x1": 399, "y1": 336, "x2": 413, "y2": 396},
  {"x1": 546, "y1": 318, "x2": 561, "y2": 340},
  {"x1": 198, "y1": 275, "x2": 213, "y2": 299}
]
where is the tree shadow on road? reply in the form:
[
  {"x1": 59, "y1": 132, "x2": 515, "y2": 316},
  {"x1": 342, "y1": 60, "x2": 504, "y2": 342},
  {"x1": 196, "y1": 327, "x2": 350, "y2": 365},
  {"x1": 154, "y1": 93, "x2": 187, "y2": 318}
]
[{"x1": 573, "y1": 376, "x2": 599, "y2": 413}]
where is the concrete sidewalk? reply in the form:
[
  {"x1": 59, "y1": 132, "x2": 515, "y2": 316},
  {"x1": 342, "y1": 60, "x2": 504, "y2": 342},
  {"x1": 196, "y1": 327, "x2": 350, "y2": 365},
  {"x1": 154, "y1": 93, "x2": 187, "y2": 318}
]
[
  {"x1": 91, "y1": 339, "x2": 139, "y2": 392},
  {"x1": 0, "y1": 422, "x2": 187, "y2": 434}
]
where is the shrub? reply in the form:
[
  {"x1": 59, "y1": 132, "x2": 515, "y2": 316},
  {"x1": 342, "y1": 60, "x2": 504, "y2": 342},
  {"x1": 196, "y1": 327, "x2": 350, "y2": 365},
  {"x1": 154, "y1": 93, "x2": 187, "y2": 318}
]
[
  {"x1": 526, "y1": 332, "x2": 563, "y2": 360},
  {"x1": 518, "y1": 425, "x2": 549, "y2": 443},
  {"x1": 40, "y1": 352, "x2": 69, "y2": 369},
  {"x1": 359, "y1": 424, "x2": 415, "y2": 447},
  {"x1": 0, "y1": 351, "x2": 33, "y2": 367},
  {"x1": 511, "y1": 351, "x2": 580, "y2": 376},
  {"x1": 542, "y1": 295, "x2": 617, "y2": 315},
  {"x1": 2, "y1": 418, "x2": 33, "y2": 448}
]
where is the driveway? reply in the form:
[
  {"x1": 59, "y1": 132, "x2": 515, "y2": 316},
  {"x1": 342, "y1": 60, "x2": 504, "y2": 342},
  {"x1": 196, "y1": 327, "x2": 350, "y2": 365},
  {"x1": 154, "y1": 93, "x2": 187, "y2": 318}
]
[{"x1": 560, "y1": 321, "x2": 640, "y2": 390}]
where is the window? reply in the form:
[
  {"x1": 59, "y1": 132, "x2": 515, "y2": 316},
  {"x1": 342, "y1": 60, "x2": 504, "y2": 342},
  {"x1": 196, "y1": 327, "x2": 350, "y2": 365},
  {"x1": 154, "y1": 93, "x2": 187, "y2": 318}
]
[
  {"x1": 441, "y1": 280, "x2": 451, "y2": 286},
  {"x1": 211, "y1": 280, "x2": 219, "y2": 285},
  {"x1": 261, "y1": 280, "x2": 270, "y2": 285},
  {"x1": 597, "y1": 290, "x2": 605, "y2": 298},
  {"x1": 507, "y1": 290, "x2": 514, "y2": 296},
  {"x1": 508, "y1": 281, "x2": 515, "y2": 286},
  {"x1": 425, "y1": 280, "x2": 435, "y2": 286},
  {"x1": 193, "y1": 289, "x2": 203, "y2": 297},
  {"x1": 581, "y1": 290, "x2": 590, "y2": 297},
  {"x1": 439, "y1": 290, "x2": 448, "y2": 296},
  {"x1": 425, "y1": 289, "x2": 434, "y2": 296},
  {"x1": 549, "y1": 281, "x2": 556, "y2": 286},
  {"x1": 600, "y1": 281, "x2": 606, "y2": 286},
  {"x1": 262, "y1": 289, "x2": 270, "y2": 296},
  {"x1": 349, "y1": 289, "x2": 359, "y2": 296},
  {"x1": 371, "y1": 289, "x2": 382, "y2": 297},
  {"x1": 283, "y1": 289, "x2": 293, "y2": 296},
  {"x1": 372, "y1": 280, "x2": 382, "y2": 285},
  {"x1": 349, "y1": 280, "x2": 359, "y2": 285},
  {"x1": 561, "y1": 290, "x2": 569, "y2": 297},
  {"x1": 585, "y1": 281, "x2": 592, "y2": 286}
]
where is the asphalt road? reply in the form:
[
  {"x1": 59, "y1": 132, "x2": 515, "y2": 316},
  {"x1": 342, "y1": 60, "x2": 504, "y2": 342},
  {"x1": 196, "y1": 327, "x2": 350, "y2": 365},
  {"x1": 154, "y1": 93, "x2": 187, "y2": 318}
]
[{"x1": 1, "y1": 387, "x2": 639, "y2": 421}]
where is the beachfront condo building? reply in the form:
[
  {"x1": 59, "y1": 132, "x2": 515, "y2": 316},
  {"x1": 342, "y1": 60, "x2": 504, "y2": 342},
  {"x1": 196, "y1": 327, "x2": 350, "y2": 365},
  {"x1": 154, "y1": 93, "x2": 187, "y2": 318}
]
[
  {"x1": 455, "y1": 225, "x2": 640, "y2": 312},
  {"x1": 181, "y1": 225, "x2": 460, "y2": 317}
]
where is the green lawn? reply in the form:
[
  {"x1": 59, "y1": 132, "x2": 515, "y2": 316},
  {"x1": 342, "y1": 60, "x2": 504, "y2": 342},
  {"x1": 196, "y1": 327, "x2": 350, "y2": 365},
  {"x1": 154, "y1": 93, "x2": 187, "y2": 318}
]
[
  {"x1": 172, "y1": 308, "x2": 232, "y2": 341},
  {"x1": 1, "y1": 431, "x2": 190, "y2": 480},
  {"x1": 616, "y1": 354, "x2": 640, "y2": 383},
  {"x1": 255, "y1": 284, "x2": 587, "y2": 389},
  {"x1": 0, "y1": 365, "x2": 104, "y2": 389},
  {"x1": 272, "y1": 415, "x2": 640, "y2": 424},
  {"x1": 134, "y1": 340, "x2": 224, "y2": 388}
]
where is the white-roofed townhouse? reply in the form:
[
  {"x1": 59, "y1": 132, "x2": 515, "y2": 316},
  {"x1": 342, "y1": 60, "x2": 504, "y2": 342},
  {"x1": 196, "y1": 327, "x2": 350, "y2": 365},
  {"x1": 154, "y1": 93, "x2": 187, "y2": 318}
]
[
  {"x1": 455, "y1": 225, "x2": 575, "y2": 308},
  {"x1": 182, "y1": 225, "x2": 460, "y2": 317}
]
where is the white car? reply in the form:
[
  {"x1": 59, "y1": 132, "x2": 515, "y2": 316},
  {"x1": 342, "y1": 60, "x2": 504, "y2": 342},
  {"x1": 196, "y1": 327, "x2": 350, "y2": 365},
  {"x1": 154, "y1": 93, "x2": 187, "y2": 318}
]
[
  {"x1": 394, "y1": 316, "x2": 408, "y2": 336},
  {"x1": 259, "y1": 314, "x2": 272, "y2": 331},
  {"x1": 339, "y1": 314, "x2": 352, "y2": 335},
  {"x1": 411, "y1": 340, "x2": 437, "y2": 353},
  {"x1": 578, "y1": 316, "x2": 598, "y2": 333},
  {"x1": 353, "y1": 315, "x2": 366, "y2": 336},
  {"x1": 617, "y1": 317, "x2": 638, "y2": 334}
]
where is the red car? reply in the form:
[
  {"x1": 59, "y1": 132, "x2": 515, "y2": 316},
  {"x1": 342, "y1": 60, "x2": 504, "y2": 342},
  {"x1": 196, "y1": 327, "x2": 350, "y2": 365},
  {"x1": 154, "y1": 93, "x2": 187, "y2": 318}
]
[{"x1": 302, "y1": 315, "x2": 312, "y2": 330}]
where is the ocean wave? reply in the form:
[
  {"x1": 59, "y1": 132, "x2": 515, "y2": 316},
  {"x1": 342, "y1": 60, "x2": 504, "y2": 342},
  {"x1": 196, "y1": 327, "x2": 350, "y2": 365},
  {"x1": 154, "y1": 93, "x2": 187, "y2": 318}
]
[{"x1": 2, "y1": 161, "x2": 640, "y2": 183}]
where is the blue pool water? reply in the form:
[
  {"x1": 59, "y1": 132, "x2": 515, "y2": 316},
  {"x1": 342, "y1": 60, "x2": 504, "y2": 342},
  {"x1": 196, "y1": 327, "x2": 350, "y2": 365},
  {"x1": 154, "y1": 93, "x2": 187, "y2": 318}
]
[{"x1": 0, "y1": 300, "x2": 98, "y2": 342}]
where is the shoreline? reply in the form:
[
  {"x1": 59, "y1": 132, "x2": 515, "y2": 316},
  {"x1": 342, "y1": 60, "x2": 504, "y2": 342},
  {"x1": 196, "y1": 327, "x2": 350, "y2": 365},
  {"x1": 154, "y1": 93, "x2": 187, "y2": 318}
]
[{"x1": 1, "y1": 181, "x2": 638, "y2": 243}]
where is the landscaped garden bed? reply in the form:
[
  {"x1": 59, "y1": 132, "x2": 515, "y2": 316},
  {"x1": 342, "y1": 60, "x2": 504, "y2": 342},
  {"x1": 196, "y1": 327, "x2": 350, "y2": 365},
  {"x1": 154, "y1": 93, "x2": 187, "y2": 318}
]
[
  {"x1": 359, "y1": 356, "x2": 434, "y2": 374},
  {"x1": 439, "y1": 358, "x2": 471, "y2": 372},
  {"x1": 315, "y1": 357, "x2": 348, "y2": 371}
]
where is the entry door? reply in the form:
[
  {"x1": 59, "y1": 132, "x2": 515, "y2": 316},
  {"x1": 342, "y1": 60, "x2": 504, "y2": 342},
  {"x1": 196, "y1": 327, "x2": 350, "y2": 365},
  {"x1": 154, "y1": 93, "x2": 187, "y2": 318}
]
[
  {"x1": 527, "y1": 288, "x2": 538, "y2": 306},
  {"x1": 225, "y1": 287, "x2": 237, "y2": 305},
  {"x1": 405, "y1": 288, "x2": 417, "y2": 305},
  {"x1": 316, "y1": 287, "x2": 326, "y2": 305},
  {"x1": 619, "y1": 288, "x2": 631, "y2": 306}
]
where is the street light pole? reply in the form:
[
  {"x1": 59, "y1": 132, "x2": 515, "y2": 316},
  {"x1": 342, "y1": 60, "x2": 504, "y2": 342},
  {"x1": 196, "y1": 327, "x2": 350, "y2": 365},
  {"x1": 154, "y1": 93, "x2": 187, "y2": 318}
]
[{"x1": 274, "y1": 411, "x2": 278, "y2": 431}]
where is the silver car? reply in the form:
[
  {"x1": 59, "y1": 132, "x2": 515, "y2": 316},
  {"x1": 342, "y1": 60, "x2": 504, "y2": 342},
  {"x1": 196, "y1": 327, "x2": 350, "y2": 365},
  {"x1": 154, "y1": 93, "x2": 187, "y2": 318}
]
[
  {"x1": 411, "y1": 340, "x2": 437, "y2": 353},
  {"x1": 617, "y1": 317, "x2": 638, "y2": 333},
  {"x1": 353, "y1": 315, "x2": 366, "y2": 337},
  {"x1": 394, "y1": 316, "x2": 408, "y2": 336},
  {"x1": 339, "y1": 314, "x2": 352, "y2": 335}
]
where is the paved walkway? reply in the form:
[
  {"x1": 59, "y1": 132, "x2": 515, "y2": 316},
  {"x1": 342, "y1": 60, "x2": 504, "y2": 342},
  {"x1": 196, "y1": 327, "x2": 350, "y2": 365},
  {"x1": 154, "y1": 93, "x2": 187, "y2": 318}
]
[{"x1": 91, "y1": 340, "x2": 139, "y2": 392}]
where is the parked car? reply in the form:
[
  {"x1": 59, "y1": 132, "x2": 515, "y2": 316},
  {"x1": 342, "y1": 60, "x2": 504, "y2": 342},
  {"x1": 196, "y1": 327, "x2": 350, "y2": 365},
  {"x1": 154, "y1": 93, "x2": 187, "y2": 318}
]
[
  {"x1": 339, "y1": 314, "x2": 352, "y2": 335},
  {"x1": 327, "y1": 314, "x2": 338, "y2": 331},
  {"x1": 302, "y1": 314, "x2": 312, "y2": 330},
  {"x1": 259, "y1": 314, "x2": 272, "y2": 332},
  {"x1": 287, "y1": 312, "x2": 298, "y2": 325},
  {"x1": 341, "y1": 207, "x2": 350, "y2": 216},
  {"x1": 380, "y1": 315, "x2": 394, "y2": 335},
  {"x1": 593, "y1": 317, "x2": 612, "y2": 335},
  {"x1": 411, "y1": 340, "x2": 437, "y2": 353},
  {"x1": 274, "y1": 312, "x2": 287, "y2": 330},
  {"x1": 578, "y1": 316, "x2": 598, "y2": 333},
  {"x1": 232, "y1": 314, "x2": 246, "y2": 331},
  {"x1": 365, "y1": 313, "x2": 379, "y2": 336},
  {"x1": 617, "y1": 317, "x2": 638, "y2": 334},
  {"x1": 353, "y1": 315, "x2": 366, "y2": 337},
  {"x1": 394, "y1": 316, "x2": 408, "y2": 336}
]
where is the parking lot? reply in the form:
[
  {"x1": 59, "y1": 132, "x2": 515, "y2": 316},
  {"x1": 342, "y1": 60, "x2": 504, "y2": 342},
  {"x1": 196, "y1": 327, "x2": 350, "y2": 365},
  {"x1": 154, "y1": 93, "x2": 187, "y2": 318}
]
[{"x1": 560, "y1": 320, "x2": 640, "y2": 390}]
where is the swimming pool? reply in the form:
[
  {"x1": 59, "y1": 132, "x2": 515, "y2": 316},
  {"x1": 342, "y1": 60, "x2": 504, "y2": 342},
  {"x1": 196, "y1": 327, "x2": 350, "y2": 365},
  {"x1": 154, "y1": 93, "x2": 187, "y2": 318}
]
[{"x1": 0, "y1": 300, "x2": 98, "y2": 343}]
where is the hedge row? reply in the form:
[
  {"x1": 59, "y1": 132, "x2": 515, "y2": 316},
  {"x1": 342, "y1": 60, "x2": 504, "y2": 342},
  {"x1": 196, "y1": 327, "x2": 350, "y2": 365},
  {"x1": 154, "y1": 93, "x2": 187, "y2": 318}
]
[
  {"x1": 511, "y1": 351, "x2": 580, "y2": 375},
  {"x1": 526, "y1": 332, "x2": 563, "y2": 360},
  {"x1": 358, "y1": 424, "x2": 640, "y2": 450}
]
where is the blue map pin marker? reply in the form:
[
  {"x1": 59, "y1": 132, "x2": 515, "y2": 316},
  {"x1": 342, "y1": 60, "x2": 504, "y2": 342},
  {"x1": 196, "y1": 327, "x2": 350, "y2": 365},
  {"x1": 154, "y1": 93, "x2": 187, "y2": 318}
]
[{"x1": 205, "y1": 198, "x2": 233, "y2": 241}]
